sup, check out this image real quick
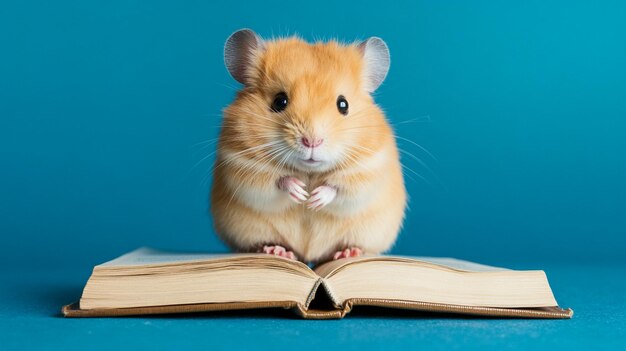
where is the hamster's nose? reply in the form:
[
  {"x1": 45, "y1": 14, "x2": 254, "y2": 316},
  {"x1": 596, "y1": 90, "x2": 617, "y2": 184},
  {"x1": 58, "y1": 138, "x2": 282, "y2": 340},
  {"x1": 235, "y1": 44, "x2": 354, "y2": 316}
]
[{"x1": 301, "y1": 137, "x2": 324, "y2": 148}]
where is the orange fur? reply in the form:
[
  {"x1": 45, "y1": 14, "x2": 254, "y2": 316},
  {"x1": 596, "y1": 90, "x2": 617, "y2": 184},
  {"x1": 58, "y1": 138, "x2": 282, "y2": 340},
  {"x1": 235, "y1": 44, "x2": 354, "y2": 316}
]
[{"x1": 211, "y1": 33, "x2": 406, "y2": 263}]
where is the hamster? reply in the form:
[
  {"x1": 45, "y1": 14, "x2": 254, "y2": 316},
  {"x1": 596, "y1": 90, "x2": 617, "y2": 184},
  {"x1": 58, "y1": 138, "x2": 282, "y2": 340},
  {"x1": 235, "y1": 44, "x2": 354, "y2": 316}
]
[{"x1": 211, "y1": 29, "x2": 406, "y2": 263}]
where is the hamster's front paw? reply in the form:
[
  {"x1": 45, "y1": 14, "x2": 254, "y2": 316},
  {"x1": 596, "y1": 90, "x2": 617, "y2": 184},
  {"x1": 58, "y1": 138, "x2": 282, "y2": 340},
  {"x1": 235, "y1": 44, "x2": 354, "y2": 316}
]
[
  {"x1": 307, "y1": 185, "x2": 337, "y2": 210},
  {"x1": 277, "y1": 176, "x2": 309, "y2": 203}
]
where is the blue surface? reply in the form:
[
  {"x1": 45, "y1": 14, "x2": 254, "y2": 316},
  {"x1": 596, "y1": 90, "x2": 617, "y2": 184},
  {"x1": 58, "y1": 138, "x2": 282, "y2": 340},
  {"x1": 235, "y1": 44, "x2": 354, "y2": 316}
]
[
  {"x1": 1, "y1": 262, "x2": 625, "y2": 350},
  {"x1": 1, "y1": 0, "x2": 626, "y2": 349}
]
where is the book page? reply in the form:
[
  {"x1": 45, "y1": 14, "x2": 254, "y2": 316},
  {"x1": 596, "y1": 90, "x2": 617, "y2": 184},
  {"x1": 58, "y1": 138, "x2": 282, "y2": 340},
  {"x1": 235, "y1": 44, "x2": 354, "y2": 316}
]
[
  {"x1": 314, "y1": 255, "x2": 509, "y2": 277},
  {"x1": 99, "y1": 247, "x2": 253, "y2": 267},
  {"x1": 412, "y1": 257, "x2": 509, "y2": 272},
  {"x1": 95, "y1": 248, "x2": 317, "y2": 279}
]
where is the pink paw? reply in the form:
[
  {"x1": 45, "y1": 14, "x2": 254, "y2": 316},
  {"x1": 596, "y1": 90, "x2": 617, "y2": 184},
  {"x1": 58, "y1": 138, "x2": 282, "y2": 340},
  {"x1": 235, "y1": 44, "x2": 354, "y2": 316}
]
[
  {"x1": 278, "y1": 176, "x2": 308, "y2": 203},
  {"x1": 262, "y1": 245, "x2": 297, "y2": 260},
  {"x1": 333, "y1": 247, "x2": 362, "y2": 260},
  {"x1": 307, "y1": 185, "x2": 337, "y2": 210}
]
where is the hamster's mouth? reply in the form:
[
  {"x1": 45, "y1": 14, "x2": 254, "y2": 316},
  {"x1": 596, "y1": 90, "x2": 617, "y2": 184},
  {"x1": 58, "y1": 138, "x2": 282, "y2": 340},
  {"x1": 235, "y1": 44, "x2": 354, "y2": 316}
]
[{"x1": 299, "y1": 158, "x2": 323, "y2": 167}]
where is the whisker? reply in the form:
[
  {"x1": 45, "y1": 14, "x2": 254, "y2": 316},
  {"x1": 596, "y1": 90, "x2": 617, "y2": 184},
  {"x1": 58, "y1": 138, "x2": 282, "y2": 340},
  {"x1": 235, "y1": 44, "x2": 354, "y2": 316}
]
[
  {"x1": 398, "y1": 148, "x2": 447, "y2": 191},
  {"x1": 342, "y1": 127, "x2": 438, "y2": 164},
  {"x1": 192, "y1": 138, "x2": 220, "y2": 147},
  {"x1": 400, "y1": 163, "x2": 432, "y2": 188},
  {"x1": 210, "y1": 142, "x2": 280, "y2": 173},
  {"x1": 394, "y1": 135, "x2": 437, "y2": 162},
  {"x1": 195, "y1": 140, "x2": 283, "y2": 179},
  {"x1": 392, "y1": 115, "x2": 432, "y2": 125},
  {"x1": 188, "y1": 150, "x2": 219, "y2": 175}
]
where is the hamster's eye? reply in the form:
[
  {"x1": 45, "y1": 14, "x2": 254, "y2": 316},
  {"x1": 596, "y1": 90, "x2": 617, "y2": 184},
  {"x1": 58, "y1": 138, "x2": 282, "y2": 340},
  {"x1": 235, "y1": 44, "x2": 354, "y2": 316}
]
[
  {"x1": 337, "y1": 95, "x2": 349, "y2": 116},
  {"x1": 271, "y1": 92, "x2": 289, "y2": 112}
]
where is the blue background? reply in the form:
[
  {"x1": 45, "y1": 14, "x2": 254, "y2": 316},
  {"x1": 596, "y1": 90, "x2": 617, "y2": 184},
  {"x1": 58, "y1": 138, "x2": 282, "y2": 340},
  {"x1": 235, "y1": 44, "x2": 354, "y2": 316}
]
[{"x1": 1, "y1": 0, "x2": 625, "y2": 349}]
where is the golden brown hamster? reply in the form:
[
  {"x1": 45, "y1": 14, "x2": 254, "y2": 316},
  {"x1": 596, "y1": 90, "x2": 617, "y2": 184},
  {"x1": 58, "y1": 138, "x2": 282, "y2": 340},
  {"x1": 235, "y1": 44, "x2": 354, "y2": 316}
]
[{"x1": 211, "y1": 29, "x2": 406, "y2": 263}]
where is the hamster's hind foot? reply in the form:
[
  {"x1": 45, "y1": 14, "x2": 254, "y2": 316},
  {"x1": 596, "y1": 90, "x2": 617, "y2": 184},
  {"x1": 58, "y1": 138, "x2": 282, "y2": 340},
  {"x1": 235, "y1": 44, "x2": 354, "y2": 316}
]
[
  {"x1": 333, "y1": 247, "x2": 362, "y2": 260},
  {"x1": 261, "y1": 245, "x2": 298, "y2": 260}
]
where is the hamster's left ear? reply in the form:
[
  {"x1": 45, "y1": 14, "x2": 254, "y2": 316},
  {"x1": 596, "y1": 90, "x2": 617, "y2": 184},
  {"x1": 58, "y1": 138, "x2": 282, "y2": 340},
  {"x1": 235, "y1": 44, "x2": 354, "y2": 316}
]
[
  {"x1": 358, "y1": 37, "x2": 390, "y2": 92},
  {"x1": 224, "y1": 28, "x2": 265, "y2": 85}
]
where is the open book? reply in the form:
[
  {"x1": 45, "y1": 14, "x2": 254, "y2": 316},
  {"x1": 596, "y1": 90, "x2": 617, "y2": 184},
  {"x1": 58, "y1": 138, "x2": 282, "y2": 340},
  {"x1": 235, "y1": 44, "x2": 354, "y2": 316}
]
[{"x1": 62, "y1": 248, "x2": 572, "y2": 319}]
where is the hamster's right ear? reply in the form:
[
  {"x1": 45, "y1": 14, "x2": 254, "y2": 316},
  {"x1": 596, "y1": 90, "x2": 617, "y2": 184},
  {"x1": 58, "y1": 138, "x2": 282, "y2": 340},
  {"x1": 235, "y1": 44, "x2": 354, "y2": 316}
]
[
  {"x1": 358, "y1": 37, "x2": 390, "y2": 93},
  {"x1": 224, "y1": 29, "x2": 265, "y2": 85}
]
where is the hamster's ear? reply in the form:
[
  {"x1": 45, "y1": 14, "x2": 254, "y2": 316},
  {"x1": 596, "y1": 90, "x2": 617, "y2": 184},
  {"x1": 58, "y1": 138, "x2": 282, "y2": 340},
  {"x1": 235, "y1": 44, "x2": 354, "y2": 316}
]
[
  {"x1": 358, "y1": 37, "x2": 390, "y2": 92},
  {"x1": 224, "y1": 29, "x2": 264, "y2": 85}
]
